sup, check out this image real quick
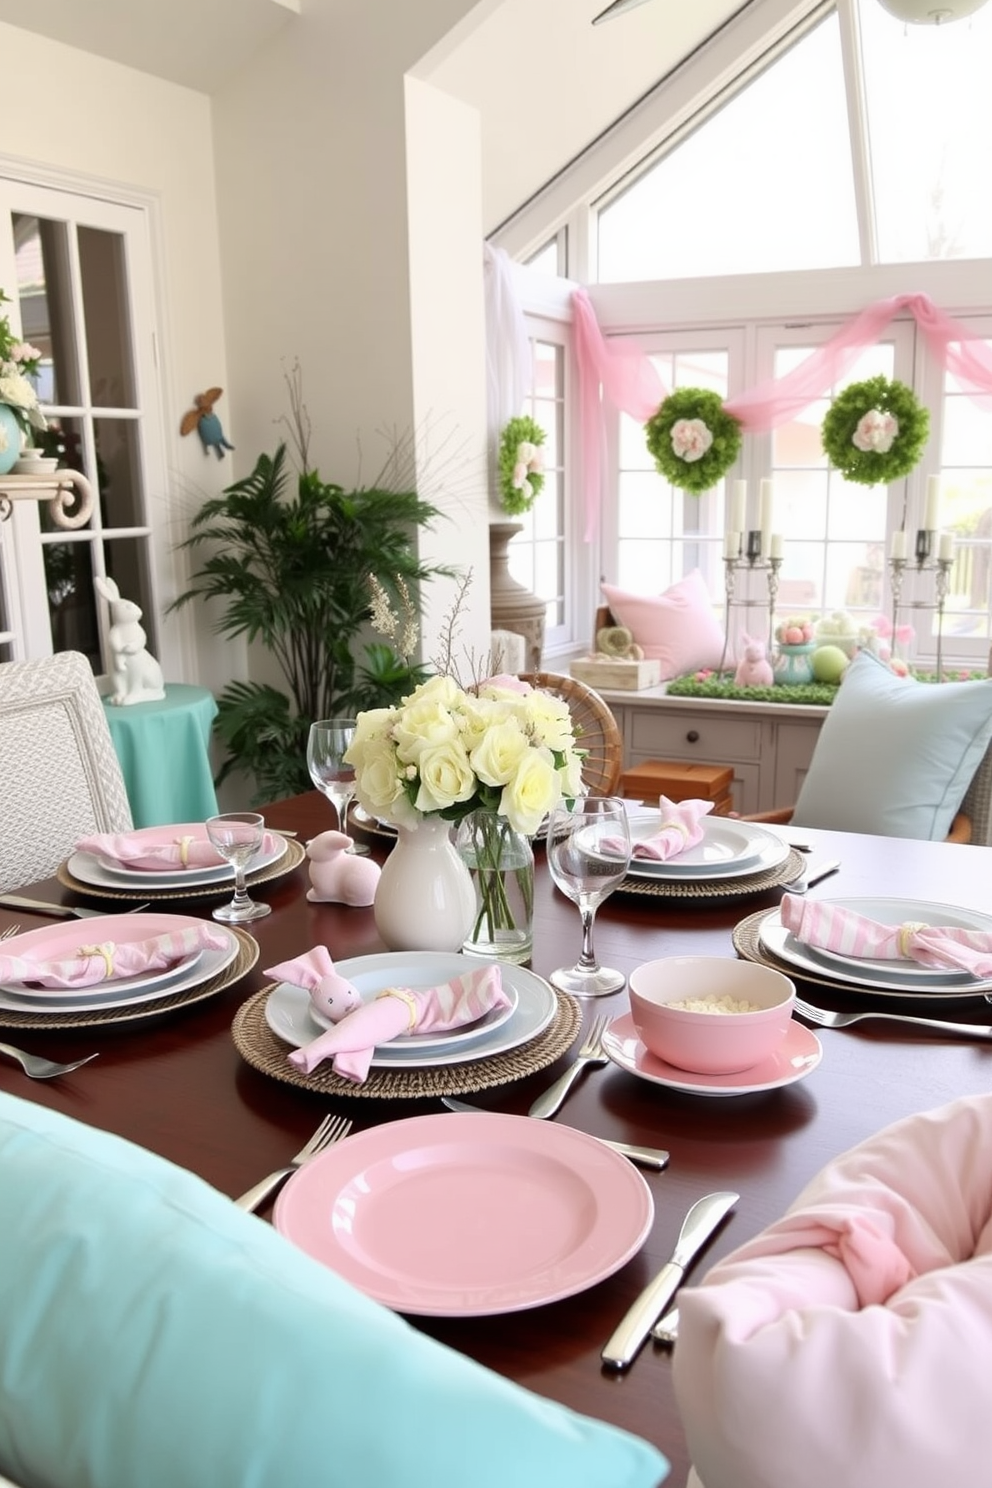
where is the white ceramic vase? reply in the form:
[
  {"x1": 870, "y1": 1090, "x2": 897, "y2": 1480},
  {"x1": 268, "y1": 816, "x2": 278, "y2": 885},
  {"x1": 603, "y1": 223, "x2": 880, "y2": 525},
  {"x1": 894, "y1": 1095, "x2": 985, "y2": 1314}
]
[{"x1": 373, "y1": 815, "x2": 477, "y2": 953}]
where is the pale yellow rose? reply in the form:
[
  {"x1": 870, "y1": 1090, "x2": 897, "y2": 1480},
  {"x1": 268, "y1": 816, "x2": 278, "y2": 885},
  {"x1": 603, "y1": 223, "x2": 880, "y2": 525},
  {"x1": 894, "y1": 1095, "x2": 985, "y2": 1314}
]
[
  {"x1": 393, "y1": 699, "x2": 459, "y2": 764},
  {"x1": 559, "y1": 749, "x2": 586, "y2": 799},
  {"x1": 470, "y1": 718, "x2": 531, "y2": 787},
  {"x1": 414, "y1": 740, "x2": 477, "y2": 814},
  {"x1": 344, "y1": 707, "x2": 395, "y2": 770},
  {"x1": 405, "y1": 674, "x2": 462, "y2": 710},
  {"x1": 456, "y1": 695, "x2": 499, "y2": 754},
  {"x1": 352, "y1": 738, "x2": 419, "y2": 828},
  {"x1": 523, "y1": 692, "x2": 575, "y2": 753},
  {"x1": 500, "y1": 748, "x2": 561, "y2": 836}
]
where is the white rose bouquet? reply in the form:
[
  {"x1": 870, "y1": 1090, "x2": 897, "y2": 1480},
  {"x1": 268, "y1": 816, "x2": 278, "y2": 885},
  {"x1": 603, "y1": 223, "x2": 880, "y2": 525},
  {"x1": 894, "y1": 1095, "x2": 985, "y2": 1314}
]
[{"x1": 344, "y1": 673, "x2": 585, "y2": 836}]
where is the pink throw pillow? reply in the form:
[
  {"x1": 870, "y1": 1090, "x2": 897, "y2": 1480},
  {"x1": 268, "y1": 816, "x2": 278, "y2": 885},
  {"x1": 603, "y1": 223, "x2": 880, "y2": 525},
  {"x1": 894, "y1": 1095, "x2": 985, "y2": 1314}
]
[{"x1": 601, "y1": 571, "x2": 725, "y2": 680}]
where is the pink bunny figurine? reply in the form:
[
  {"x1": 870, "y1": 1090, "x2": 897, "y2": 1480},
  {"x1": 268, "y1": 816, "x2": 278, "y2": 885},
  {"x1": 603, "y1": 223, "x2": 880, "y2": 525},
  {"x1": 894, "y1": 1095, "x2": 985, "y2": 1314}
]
[
  {"x1": 306, "y1": 830, "x2": 381, "y2": 906},
  {"x1": 734, "y1": 635, "x2": 775, "y2": 688}
]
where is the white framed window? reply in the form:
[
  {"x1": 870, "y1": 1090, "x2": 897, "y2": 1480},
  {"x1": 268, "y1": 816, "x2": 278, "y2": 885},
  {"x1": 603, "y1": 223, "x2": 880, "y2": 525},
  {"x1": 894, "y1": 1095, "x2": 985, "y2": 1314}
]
[{"x1": 0, "y1": 176, "x2": 167, "y2": 678}]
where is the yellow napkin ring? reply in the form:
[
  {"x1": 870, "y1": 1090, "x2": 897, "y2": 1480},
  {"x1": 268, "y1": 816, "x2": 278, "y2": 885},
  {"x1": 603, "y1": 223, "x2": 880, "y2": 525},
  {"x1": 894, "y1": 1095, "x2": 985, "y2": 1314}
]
[
  {"x1": 375, "y1": 986, "x2": 419, "y2": 1030},
  {"x1": 898, "y1": 921, "x2": 929, "y2": 957},
  {"x1": 659, "y1": 820, "x2": 691, "y2": 844},
  {"x1": 78, "y1": 941, "x2": 116, "y2": 979},
  {"x1": 174, "y1": 835, "x2": 196, "y2": 867}
]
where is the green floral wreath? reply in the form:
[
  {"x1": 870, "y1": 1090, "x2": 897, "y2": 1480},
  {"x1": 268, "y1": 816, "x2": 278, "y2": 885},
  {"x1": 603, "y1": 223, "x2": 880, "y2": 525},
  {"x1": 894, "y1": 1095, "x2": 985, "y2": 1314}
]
[
  {"x1": 821, "y1": 375, "x2": 929, "y2": 486},
  {"x1": 498, "y1": 415, "x2": 546, "y2": 515},
  {"x1": 644, "y1": 388, "x2": 742, "y2": 495}
]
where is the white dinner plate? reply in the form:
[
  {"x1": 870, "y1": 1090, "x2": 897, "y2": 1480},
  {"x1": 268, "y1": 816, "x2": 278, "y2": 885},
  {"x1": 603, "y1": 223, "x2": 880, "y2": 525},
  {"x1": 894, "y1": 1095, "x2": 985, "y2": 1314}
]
[
  {"x1": 759, "y1": 896, "x2": 992, "y2": 996},
  {"x1": 623, "y1": 817, "x2": 789, "y2": 882},
  {"x1": 0, "y1": 915, "x2": 240, "y2": 1014},
  {"x1": 68, "y1": 830, "x2": 288, "y2": 890},
  {"x1": 0, "y1": 948, "x2": 203, "y2": 1000},
  {"x1": 273, "y1": 1112, "x2": 654, "y2": 1316},
  {"x1": 265, "y1": 952, "x2": 557, "y2": 1069},
  {"x1": 603, "y1": 1011, "x2": 822, "y2": 1097}
]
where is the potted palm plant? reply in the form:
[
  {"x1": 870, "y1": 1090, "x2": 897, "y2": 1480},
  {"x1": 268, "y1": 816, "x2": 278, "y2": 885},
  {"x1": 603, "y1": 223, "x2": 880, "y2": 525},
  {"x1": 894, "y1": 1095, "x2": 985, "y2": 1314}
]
[{"x1": 171, "y1": 435, "x2": 450, "y2": 803}]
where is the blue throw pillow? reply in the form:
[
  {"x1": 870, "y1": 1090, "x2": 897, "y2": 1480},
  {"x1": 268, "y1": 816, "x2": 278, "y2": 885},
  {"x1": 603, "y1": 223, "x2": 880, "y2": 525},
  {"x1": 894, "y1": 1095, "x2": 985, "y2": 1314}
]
[
  {"x1": 0, "y1": 1093, "x2": 667, "y2": 1488},
  {"x1": 792, "y1": 649, "x2": 992, "y2": 839}
]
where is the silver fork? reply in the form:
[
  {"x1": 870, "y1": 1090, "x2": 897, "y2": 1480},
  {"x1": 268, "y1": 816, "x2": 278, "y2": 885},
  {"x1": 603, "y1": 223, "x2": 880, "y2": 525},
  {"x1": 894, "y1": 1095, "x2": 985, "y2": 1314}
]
[
  {"x1": 794, "y1": 997, "x2": 992, "y2": 1039},
  {"x1": 528, "y1": 1014, "x2": 610, "y2": 1119},
  {"x1": 0, "y1": 1042, "x2": 100, "y2": 1079},
  {"x1": 234, "y1": 1114, "x2": 353, "y2": 1213}
]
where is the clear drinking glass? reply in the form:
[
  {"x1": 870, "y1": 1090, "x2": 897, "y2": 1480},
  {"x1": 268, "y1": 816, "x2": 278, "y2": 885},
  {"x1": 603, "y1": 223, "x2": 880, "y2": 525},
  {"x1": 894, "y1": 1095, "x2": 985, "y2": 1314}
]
[
  {"x1": 546, "y1": 796, "x2": 631, "y2": 996},
  {"x1": 205, "y1": 811, "x2": 272, "y2": 923},
  {"x1": 307, "y1": 719, "x2": 358, "y2": 829}
]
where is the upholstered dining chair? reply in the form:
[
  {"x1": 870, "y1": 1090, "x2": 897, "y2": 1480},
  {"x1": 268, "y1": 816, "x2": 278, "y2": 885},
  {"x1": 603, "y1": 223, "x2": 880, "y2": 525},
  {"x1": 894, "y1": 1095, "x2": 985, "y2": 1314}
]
[
  {"x1": 520, "y1": 671, "x2": 624, "y2": 797},
  {"x1": 0, "y1": 650, "x2": 133, "y2": 892}
]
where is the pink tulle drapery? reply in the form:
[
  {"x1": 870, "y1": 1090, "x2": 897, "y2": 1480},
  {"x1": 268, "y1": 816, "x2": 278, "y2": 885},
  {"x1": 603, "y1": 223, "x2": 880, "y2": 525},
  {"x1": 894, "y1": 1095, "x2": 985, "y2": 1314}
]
[{"x1": 572, "y1": 287, "x2": 992, "y2": 541}]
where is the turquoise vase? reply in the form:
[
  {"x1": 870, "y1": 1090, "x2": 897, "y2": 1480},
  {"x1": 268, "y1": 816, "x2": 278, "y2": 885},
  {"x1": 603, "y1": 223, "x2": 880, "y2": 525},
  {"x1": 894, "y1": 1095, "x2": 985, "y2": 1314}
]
[
  {"x1": 774, "y1": 642, "x2": 816, "y2": 685},
  {"x1": 0, "y1": 404, "x2": 22, "y2": 475}
]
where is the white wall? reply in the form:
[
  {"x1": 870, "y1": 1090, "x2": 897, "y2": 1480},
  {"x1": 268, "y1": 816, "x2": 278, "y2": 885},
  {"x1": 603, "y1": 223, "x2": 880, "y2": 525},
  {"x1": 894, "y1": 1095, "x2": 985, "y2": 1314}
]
[{"x1": 0, "y1": 20, "x2": 241, "y2": 697}]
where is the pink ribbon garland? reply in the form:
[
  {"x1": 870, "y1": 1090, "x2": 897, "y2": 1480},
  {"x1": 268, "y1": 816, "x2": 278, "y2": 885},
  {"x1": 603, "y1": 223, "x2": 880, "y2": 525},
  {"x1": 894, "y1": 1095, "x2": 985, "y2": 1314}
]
[{"x1": 572, "y1": 287, "x2": 992, "y2": 541}]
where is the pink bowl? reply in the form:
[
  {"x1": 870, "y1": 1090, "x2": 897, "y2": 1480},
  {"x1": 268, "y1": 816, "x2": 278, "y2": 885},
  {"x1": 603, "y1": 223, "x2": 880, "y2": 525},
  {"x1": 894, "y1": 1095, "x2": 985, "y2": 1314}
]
[{"x1": 628, "y1": 956, "x2": 795, "y2": 1075}]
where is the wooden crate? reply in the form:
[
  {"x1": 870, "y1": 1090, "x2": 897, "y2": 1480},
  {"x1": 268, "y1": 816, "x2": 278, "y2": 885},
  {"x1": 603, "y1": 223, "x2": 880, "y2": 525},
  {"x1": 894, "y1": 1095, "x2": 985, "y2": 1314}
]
[
  {"x1": 620, "y1": 759, "x2": 734, "y2": 814},
  {"x1": 569, "y1": 657, "x2": 661, "y2": 691}
]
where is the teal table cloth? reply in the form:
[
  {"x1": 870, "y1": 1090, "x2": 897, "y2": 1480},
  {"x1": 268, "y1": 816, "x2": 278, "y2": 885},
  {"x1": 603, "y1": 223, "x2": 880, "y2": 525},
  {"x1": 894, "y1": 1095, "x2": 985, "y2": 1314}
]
[{"x1": 102, "y1": 685, "x2": 219, "y2": 828}]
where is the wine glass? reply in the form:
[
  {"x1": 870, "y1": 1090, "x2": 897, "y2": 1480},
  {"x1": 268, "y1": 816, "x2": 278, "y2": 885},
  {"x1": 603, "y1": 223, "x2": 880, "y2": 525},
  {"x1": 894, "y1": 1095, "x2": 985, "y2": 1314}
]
[
  {"x1": 546, "y1": 796, "x2": 631, "y2": 996},
  {"x1": 307, "y1": 719, "x2": 370, "y2": 854},
  {"x1": 205, "y1": 811, "x2": 272, "y2": 923}
]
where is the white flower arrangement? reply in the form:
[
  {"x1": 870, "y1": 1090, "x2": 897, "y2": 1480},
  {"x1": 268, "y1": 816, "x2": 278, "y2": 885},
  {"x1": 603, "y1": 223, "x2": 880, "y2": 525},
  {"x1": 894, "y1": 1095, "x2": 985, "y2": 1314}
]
[
  {"x1": 344, "y1": 673, "x2": 585, "y2": 837},
  {"x1": 498, "y1": 415, "x2": 546, "y2": 515},
  {"x1": 0, "y1": 290, "x2": 45, "y2": 438}
]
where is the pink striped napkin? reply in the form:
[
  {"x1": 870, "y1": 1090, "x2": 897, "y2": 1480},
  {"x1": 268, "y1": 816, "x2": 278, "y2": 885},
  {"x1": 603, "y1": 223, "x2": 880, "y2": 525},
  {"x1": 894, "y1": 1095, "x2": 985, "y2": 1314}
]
[
  {"x1": 673, "y1": 1094, "x2": 992, "y2": 1488},
  {"x1": 0, "y1": 922, "x2": 228, "y2": 990},
  {"x1": 278, "y1": 961, "x2": 511, "y2": 1082},
  {"x1": 780, "y1": 893, "x2": 992, "y2": 977},
  {"x1": 605, "y1": 797, "x2": 714, "y2": 861},
  {"x1": 75, "y1": 828, "x2": 278, "y2": 871}
]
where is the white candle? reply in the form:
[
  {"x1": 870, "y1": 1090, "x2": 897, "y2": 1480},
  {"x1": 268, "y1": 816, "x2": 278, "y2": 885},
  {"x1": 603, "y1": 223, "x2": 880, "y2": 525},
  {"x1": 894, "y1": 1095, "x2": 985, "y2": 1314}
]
[
  {"x1": 729, "y1": 480, "x2": 747, "y2": 537},
  {"x1": 724, "y1": 530, "x2": 740, "y2": 560},
  {"x1": 769, "y1": 533, "x2": 784, "y2": 560},
  {"x1": 759, "y1": 478, "x2": 774, "y2": 550},
  {"x1": 924, "y1": 475, "x2": 941, "y2": 532},
  {"x1": 890, "y1": 529, "x2": 908, "y2": 561},
  {"x1": 938, "y1": 532, "x2": 954, "y2": 563}
]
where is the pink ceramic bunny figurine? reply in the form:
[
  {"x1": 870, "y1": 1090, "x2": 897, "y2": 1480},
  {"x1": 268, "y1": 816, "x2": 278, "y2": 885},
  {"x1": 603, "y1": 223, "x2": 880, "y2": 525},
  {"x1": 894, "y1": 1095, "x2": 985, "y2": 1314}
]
[
  {"x1": 306, "y1": 830, "x2": 381, "y2": 906},
  {"x1": 734, "y1": 635, "x2": 775, "y2": 688}
]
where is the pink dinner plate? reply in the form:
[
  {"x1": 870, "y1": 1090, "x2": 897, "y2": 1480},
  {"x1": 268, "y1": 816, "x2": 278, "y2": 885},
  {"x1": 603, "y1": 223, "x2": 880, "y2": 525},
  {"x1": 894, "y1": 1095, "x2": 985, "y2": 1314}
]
[
  {"x1": 273, "y1": 1111, "x2": 654, "y2": 1316},
  {"x1": 603, "y1": 1012, "x2": 822, "y2": 1097}
]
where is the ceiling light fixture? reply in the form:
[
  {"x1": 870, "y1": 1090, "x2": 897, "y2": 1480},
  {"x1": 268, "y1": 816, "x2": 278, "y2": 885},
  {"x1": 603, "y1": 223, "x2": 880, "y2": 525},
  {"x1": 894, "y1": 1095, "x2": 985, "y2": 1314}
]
[
  {"x1": 592, "y1": 0, "x2": 654, "y2": 24},
  {"x1": 876, "y1": 0, "x2": 989, "y2": 21}
]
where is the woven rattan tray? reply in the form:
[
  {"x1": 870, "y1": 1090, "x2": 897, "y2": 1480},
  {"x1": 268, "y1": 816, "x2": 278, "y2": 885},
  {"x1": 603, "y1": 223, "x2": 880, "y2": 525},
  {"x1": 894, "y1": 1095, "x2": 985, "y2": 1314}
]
[
  {"x1": 0, "y1": 926, "x2": 259, "y2": 1030},
  {"x1": 616, "y1": 848, "x2": 803, "y2": 901},
  {"x1": 232, "y1": 983, "x2": 583, "y2": 1099},
  {"x1": 56, "y1": 835, "x2": 306, "y2": 903}
]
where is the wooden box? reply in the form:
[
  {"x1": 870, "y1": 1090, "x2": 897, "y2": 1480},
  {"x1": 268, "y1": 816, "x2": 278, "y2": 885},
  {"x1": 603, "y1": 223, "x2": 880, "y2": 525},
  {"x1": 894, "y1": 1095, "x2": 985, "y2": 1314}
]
[
  {"x1": 620, "y1": 759, "x2": 735, "y2": 814},
  {"x1": 569, "y1": 657, "x2": 661, "y2": 692}
]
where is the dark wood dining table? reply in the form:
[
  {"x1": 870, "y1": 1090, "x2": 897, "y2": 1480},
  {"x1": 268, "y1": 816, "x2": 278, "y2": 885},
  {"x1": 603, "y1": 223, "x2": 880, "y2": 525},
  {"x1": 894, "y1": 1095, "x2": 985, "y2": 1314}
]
[{"x1": 4, "y1": 793, "x2": 992, "y2": 1486}]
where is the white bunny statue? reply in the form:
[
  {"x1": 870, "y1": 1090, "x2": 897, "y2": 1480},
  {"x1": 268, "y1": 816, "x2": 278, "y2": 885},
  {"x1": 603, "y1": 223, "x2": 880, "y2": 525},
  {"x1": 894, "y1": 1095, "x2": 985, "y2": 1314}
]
[{"x1": 94, "y1": 575, "x2": 166, "y2": 706}]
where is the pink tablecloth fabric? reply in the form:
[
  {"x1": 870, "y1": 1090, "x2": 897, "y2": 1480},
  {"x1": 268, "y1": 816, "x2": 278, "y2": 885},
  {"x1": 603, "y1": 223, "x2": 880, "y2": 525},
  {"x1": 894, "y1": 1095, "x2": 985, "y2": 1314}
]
[
  {"x1": 673, "y1": 1094, "x2": 992, "y2": 1488},
  {"x1": 781, "y1": 892, "x2": 992, "y2": 976},
  {"x1": 0, "y1": 923, "x2": 228, "y2": 989}
]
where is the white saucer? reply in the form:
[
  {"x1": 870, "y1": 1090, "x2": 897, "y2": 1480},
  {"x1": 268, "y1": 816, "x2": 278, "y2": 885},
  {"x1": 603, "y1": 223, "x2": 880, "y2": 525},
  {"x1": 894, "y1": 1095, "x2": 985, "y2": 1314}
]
[{"x1": 602, "y1": 1012, "x2": 822, "y2": 1097}]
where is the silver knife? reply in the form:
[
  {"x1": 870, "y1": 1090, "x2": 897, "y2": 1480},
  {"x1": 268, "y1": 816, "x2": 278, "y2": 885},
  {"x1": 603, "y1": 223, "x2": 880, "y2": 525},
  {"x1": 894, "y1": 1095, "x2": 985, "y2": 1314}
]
[
  {"x1": 0, "y1": 893, "x2": 103, "y2": 919},
  {"x1": 439, "y1": 1097, "x2": 669, "y2": 1172},
  {"x1": 601, "y1": 1190, "x2": 738, "y2": 1370}
]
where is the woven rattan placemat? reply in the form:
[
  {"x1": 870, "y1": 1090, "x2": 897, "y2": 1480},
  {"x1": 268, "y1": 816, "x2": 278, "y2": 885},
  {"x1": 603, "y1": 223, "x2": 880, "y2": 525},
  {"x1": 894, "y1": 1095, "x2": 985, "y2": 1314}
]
[
  {"x1": 56, "y1": 835, "x2": 305, "y2": 903},
  {"x1": 0, "y1": 926, "x2": 259, "y2": 1030},
  {"x1": 232, "y1": 984, "x2": 583, "y2": 1099},
  {"x1": 616, "y1": 848, "x2": 803, "y2": 901}
]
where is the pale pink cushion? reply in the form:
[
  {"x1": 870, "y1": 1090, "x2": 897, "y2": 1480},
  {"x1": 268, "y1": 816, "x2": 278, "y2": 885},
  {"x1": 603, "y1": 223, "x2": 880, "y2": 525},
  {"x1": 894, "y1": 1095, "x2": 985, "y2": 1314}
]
[
  {"x1": 601, "y1": 570, "x2": 725, "y2": 679},
  {"x1": 673, "y1": 1094, "x2": 992, "y2": 1488}
]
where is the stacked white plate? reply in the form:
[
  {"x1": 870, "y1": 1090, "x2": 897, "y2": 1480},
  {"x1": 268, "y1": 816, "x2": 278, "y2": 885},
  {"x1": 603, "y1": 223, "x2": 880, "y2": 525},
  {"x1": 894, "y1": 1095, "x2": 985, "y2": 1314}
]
[
  {"x1": 66, "y1": 823, "x2": 288, "y2": 894},
  {"x1": 620, "y1": 813, "x2": 789, "y2": 883},
  {"x1": 758, "y1": 895, "x2": 992, "y2": 999},
  {"x1": 265, "y1": 951, "x2": 558, "y2": 1070},
  {"x1": 0, "y1": 913, "x2": 241, "y2": 1015}
]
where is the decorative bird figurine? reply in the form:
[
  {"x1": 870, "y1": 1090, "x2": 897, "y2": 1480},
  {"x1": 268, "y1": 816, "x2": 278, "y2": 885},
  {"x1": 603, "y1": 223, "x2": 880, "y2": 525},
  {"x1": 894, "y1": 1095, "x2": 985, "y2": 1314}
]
[{"x1": 180, "y1": 387, "x2": 234, "y2": 458}]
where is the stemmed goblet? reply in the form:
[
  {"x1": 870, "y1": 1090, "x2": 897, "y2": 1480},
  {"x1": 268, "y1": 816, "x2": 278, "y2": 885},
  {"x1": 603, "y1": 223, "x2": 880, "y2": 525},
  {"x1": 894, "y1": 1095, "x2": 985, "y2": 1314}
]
[
  {"x1": 205, "y1": 812, "x2": 272, "y2": 923},
  {"x1": 306, "y1": 718, "x2": 369, "y2": 854},
  {"x1": 546, "y1": 796, "x2": 632, "y2": 996}
]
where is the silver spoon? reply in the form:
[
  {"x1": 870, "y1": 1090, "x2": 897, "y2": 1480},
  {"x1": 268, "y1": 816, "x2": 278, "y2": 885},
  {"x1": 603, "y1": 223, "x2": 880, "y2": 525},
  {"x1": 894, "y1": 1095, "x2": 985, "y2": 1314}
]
[{"x1": 0, "y1": 1043, "x2": 100, "y2": 1079}]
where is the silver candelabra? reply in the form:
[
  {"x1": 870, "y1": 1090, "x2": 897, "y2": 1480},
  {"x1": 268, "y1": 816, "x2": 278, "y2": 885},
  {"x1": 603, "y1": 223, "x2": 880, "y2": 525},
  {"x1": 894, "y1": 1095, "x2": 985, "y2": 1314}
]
[
  {"x1": 717, "y1": 530, "x2": 784, "y2": 677},
  {"x1": 888, "y1": 529, "x2": 954, "y2": 680}
]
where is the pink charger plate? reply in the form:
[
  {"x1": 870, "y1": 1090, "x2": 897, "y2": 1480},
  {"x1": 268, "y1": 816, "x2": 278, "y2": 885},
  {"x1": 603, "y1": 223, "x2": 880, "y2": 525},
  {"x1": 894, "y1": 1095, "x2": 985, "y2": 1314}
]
[{"x1": 273, "y1": 1111, "x2": 654, "y2": 1316}]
